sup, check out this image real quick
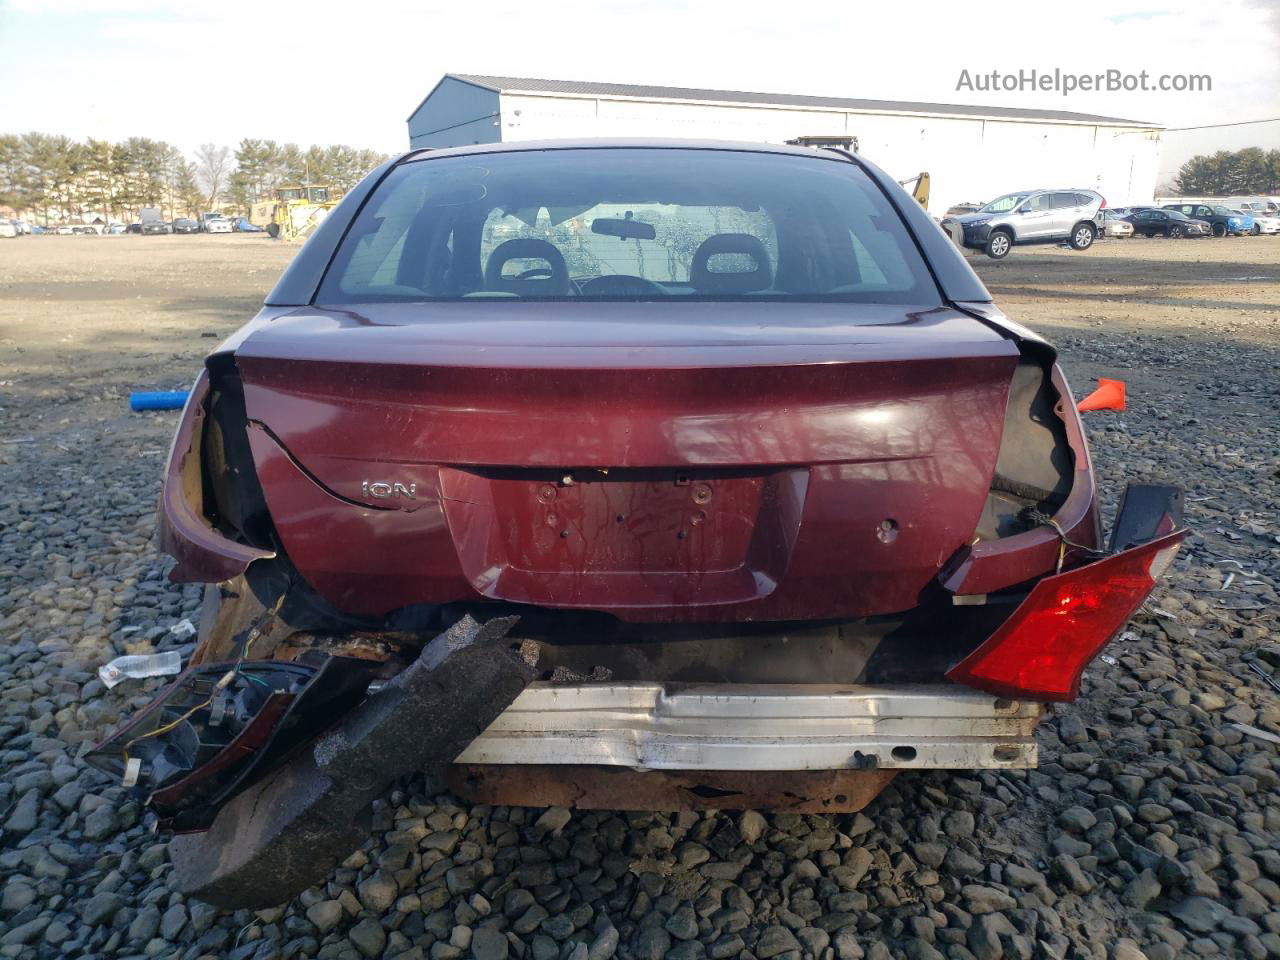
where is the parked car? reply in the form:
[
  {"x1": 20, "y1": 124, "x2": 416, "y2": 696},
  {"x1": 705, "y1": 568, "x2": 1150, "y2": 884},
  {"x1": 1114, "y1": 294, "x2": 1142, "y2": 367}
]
[
  {"x1": 0, "y1": 220, "x2": 17, "y2": 239},
  {"x1": 1101, "y1": 209, "x2": 1134, "y2": 238},
  {"x1": 1225, "y1": 198, "x2": 1277, "y2": 218},
  {"x1": 205, "y1": 216, "x2": 233, "y2": 234},
  {"x1": 1161, "y1": 203, "x2": 1252, "y2": 237},
  {"x1": 1125, "y1": 208, "x2": 1211, "y2": 238},
  {"x1": 54, "y1": 224, "x2": 75, "y2": 235},
  {"x1": 234, "y1": 217, "x2": 264, "y2": 232},
  {"x1": 941, "y1": 188, "x2": 1104, "y2": 258},
  {"x1": 172, "y1": 218, "x2": 201, "y2": 234},
  {"x1": 127, "y1": 222, "x2": 143, "y2": 234},
  {"x1": 1231, "y1": 204, "x2": 1280, "y2": 235},
  {"x1": 85, "y1": 140, "x2": 1186, "y2": 909},
  {"x1": 107, "y1": 223, "x2": 127, "y2": 235},
  {"x1": 12, "y1": 219, "x2": 31, "y2": 235},
  {"x1": 141, "y1": 220, "x2": 172, "y2": 235}
]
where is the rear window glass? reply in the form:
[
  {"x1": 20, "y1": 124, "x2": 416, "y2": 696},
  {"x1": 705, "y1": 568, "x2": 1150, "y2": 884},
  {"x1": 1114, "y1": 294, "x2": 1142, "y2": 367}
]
[{"x1": 317, "y1": 148, "x2": 939, "y2": 305}]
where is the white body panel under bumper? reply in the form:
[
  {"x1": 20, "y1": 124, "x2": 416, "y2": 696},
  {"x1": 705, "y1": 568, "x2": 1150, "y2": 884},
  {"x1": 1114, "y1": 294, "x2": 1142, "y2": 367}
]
[{"x1": 457, "y1": 683, "x2": 1044, "y2": 771}]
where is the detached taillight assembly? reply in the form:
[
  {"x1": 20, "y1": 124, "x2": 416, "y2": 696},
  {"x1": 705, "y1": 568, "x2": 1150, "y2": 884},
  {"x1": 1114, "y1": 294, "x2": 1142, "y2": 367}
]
[{"x1": 947, "y1": 529, "x2": 1185, "y2": 701}]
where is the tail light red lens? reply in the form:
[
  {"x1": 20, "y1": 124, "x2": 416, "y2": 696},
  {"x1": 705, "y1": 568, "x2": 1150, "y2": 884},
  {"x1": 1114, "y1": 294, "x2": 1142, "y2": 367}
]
[{"x1": 946, "y1": 530, "x2": 1185, "y2": 701}]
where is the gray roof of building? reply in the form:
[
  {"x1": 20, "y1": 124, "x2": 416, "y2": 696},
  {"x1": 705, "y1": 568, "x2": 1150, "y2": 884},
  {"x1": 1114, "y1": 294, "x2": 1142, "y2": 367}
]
[{"x1": 441, "y1": 73, "x2": 1158, "y2": 128}]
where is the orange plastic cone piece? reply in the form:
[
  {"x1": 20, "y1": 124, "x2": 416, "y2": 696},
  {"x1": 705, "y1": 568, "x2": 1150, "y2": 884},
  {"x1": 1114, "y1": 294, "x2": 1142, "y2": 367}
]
[{"x1": 1077, "y1": 378, "x2": 1126, "y2": 412}]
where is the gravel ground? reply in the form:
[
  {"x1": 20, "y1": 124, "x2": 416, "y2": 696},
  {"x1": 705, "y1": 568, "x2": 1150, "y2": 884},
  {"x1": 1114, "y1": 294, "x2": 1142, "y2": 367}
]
[{"x1": 0, "y1": 234, "x2": 1278, "y2": 960}]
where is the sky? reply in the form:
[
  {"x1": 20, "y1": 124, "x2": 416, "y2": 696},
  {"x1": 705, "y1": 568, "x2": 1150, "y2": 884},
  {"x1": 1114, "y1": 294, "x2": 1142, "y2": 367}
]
[{"x1": 1, "y1": 0, "x2": 1277, "y2": 186}]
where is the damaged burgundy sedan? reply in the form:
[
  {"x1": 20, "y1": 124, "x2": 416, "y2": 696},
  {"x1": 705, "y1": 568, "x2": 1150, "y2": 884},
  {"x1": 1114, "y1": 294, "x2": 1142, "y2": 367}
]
[{"x1": 88, "y1": 140, "x2": 1185, "y2": 907}]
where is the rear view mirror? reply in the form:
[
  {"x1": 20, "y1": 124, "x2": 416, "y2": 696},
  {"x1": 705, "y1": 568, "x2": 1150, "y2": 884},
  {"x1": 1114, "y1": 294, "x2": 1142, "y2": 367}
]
[{"x1": 592, "y1": 217, "x2": 657, "y2": 241}]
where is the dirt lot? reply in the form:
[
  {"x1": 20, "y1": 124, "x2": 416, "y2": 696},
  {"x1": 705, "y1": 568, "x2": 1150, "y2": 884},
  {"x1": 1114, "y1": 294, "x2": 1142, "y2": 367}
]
[{"x1": 0, "y1": 234, "x2": 1278, "y2": 960}]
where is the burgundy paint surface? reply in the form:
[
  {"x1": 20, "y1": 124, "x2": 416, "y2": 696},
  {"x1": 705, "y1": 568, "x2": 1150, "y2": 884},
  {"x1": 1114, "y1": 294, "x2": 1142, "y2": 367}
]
[{"x1": 232, "y1": 301, "x2": 1025, "y2": 620}]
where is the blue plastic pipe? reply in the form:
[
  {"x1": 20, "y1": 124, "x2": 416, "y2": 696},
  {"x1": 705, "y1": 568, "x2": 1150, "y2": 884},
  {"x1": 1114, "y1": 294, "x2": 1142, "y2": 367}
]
[{"x1": 130, "y1": 391, "x2": 190, "y2": 412}]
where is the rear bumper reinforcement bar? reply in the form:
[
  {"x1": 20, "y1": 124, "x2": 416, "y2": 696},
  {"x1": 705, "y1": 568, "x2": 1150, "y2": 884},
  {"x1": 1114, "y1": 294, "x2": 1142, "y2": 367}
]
[{"x1": 456, "y1": 683, "x2": 1043, "y2": 771}]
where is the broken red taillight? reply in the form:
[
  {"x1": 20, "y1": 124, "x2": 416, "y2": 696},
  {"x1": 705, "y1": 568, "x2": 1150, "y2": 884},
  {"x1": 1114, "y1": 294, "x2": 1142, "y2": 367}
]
[{"x1": 946, "y1": 530, "x2": 1186, "y2": 701}]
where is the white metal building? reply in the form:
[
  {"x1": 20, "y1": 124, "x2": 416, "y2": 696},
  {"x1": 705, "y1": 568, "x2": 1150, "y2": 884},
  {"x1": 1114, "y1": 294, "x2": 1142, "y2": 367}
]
[{"x1": 407, "y1": 74, "x2": 1164, "y2": 215}]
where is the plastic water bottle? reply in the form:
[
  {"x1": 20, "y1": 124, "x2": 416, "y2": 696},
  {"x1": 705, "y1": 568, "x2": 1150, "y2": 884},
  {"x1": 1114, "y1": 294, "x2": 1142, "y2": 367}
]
[{"x1": 98, "y1": 651, "x2": 183, "y2": 689}]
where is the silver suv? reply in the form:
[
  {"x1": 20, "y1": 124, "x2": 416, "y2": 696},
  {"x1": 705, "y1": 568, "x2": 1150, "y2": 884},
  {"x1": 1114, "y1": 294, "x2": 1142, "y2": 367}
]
[{"x1": 942, "y1": 189, "x2": 1105, "y2": 259}]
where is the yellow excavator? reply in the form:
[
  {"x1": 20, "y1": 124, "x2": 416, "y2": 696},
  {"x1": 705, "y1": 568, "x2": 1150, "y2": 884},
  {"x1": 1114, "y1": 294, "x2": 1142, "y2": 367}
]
[
  {"x1": 250, "y1": 185, "x2": 342, "y2": 242},
  {"x1": 786, "y1": 136, "x2": 930, "y2": 210},
  {"x1": 896, "y1": 172, "x2": 931, "y2": 210}
]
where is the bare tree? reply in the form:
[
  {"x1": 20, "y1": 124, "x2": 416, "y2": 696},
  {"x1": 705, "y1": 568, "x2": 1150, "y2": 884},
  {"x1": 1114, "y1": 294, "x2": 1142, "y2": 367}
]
[{"x1": 194, "y1": 143, "x2": 230, "y2": 209}]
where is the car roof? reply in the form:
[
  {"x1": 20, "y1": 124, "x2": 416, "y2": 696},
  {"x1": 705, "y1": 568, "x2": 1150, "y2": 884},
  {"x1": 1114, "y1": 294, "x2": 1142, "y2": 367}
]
[
  {"x1": 988, "y1": 188, "x2": 1097, "y2": 196},
  {"x1": 399, "y1": 137, "x2": 870, "y2": 165}
]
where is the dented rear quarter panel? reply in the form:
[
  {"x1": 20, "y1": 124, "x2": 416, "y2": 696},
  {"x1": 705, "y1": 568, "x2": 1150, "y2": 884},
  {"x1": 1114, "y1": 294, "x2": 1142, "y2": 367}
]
[{"x1": 157, "y1": 369, "x2": 275, "y2": 583}]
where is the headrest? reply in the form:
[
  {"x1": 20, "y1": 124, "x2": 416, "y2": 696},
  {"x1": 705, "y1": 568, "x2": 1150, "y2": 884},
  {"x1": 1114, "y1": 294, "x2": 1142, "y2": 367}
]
[
  {"x1": 689, "y1": 234, "x2": 773, "y2": 293},
  {"x1": 484, "y1": 238, "x2": 570, "y2": 295}
]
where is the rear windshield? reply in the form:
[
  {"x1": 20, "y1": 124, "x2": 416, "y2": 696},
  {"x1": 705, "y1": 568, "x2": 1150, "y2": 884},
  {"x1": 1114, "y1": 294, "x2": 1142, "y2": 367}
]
[{"x1": 317, "y1": 148, "x2": 939, "y2": 305}]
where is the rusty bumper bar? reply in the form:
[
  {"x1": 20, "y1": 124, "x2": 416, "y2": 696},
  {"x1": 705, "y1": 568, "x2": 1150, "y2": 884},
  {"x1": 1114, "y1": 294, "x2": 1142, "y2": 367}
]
[{"x1": 451, "y1": 764, "x2": 902, "y2": 814}]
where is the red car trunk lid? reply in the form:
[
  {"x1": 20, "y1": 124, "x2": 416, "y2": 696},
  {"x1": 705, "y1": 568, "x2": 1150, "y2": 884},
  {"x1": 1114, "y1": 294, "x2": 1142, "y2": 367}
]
[{"x1": 234, "y1": 302, "x2": 1019, "y2": 620}]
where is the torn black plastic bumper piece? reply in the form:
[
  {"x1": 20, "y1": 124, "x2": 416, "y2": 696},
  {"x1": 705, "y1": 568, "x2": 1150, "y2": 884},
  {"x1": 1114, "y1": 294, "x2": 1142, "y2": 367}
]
[{"x1": 169, "y1": 615, "x2": 537, "y2": 908}]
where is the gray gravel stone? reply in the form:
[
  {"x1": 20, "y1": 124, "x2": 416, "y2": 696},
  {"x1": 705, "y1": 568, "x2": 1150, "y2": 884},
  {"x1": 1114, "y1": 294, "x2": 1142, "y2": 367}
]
[
  {"x1": 968, "y1": 912, "x2": 1015, "y2": 960},
  {"x1": 81, "y1": 804, "x2": 118, "y2": 840},
  {"x1": 587, "y1": 925, "x2": 619, "y2": 960},
  {"x1": 348, "y1": 916, "x2": 386, "y2": 957},
  {"x1": 709, "y1": 934, "x2": 744, "y2": 959},
  {"x1": 1, "y1": 916, "x2": 50, "y2": 946},
  {"x1": 306, "y1": 899, "x2": 344, "y2": 935},
  {"x1": 833, "y1": 931, "x2": 864, "y2": 959},
  {"x1": 1, "y1": 882, "x2": 37, "y2": 915},
  {"x1": 81, "y1": 891, "x2": 125, "y2": 927},
  {"x1": 738, "y1": 810, "x2": 767, "y2": 844},
  {"x1": 358, "y1": 869, "x2": 399, "y2": 912},
  {"x1": 159, "y1": 903, "x2": 188, "y2": 940},
  {"x1": 1057, "y1": 806, "x2": 1098, "y2": 834},
  {"x1": 960, "y1": 885, "x2": 1017, "y2": 914},
  {"x1": 665, "y1": 904, "x2": 698, "y2": 940},
  {"x1": 756, "y1": 925, "x2": 802, "y2": 958},
  {"x1": 533, "y1": 806, "x2": 572, "y2": 835},
  {"x1": 633, "y1": 927, "x2": 670, "y2": 960},
  {"x1": 127, "y1": 904, "x2": 160, "y2": 942},
  {"x1": 4, "y1": 789, "x2": 40, "y2": 834},
  {"x1": 1124, "y1": 869, "x2": 1162, "y2": 910},
  {"x1": 1168, "y1": 897, "x2": 1230, "y2": 933},
  {"x1": 471, "y1": 925, "x2": 509, "y2": 960},
  {"x1": 1111, "y1": 941, "x2": 1148, "y2": 960},
  {"x1": 1051, "y1": 855, "x2": 1094, "y2": 895}
]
